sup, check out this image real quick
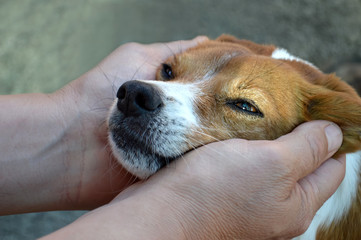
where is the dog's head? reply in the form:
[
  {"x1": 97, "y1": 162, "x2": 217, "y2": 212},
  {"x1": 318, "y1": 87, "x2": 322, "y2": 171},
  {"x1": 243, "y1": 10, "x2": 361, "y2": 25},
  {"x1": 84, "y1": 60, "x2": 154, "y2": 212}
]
[{"x1": 108, "y1": 35, "x2": 361, "y2": 178}]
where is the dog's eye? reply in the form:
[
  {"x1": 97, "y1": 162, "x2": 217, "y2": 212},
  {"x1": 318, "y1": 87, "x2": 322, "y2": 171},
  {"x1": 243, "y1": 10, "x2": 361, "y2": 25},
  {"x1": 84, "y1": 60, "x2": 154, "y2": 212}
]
[
  {"x1": 228, "y1": 100, "x2": 263, "y2": 117},
  {"x1": 236, "y1": 102, "x2": 258, "y2": 113},
  {"x1": 161, "y1": 64, "x2": 174, "y2": 80}
]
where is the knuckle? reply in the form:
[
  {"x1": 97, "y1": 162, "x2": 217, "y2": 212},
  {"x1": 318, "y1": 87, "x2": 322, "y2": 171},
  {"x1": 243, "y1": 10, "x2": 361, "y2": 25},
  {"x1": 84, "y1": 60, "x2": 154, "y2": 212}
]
[
  {"x1": 257, "y1": 141, "x2": 292, "y2": 172},
  {"x1": 294, "y1": 202, "x2": 315, "y2": 236},
  {"x1": 285, "y1": 213, "x2": 313, "y2": 237},
  {"x1": 298, "y1": 214, "x2": 314, "y2": 235}
]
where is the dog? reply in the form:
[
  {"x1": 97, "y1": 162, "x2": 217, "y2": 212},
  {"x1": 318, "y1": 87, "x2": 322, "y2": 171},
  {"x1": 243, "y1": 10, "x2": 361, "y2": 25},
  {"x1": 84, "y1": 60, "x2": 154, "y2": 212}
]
[{"x1": 107, "y1": 35, "x2": 361, "y2": 239}]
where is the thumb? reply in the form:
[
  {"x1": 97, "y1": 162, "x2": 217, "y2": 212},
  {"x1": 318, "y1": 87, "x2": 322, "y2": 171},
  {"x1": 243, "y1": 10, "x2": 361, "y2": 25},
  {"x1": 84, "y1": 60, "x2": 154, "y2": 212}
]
[
  {"x1": 278, "y1": 121, "x2": 346, "y2": 226},
  {"x1": 276, "y1": 120, "x2": 343, "y2": 180}
]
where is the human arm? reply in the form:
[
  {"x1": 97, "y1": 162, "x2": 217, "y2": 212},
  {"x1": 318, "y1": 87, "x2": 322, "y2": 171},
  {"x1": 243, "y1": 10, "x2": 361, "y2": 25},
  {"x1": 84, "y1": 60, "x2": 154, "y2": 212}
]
[
  {"x1": 41, "y1": 121, "x2": 345, "y2": 240},
  {"x1": 0, "y1": 37, "x2": 345, "y2": 239},
  {"x1": 0, "y1": 36, "x2": 208, "y2": 214}
]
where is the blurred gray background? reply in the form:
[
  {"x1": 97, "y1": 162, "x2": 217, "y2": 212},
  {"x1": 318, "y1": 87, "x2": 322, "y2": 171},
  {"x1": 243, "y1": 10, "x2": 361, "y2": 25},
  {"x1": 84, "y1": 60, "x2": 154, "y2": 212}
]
[{"x1": 1, "y1": 0, "x2": 361, "y2": 239}]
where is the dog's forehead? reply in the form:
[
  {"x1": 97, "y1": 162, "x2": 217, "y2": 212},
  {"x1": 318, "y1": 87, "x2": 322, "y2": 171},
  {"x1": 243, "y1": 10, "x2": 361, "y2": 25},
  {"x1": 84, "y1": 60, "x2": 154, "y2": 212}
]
[
  {"x1": 178, "y1": 44, "x2": 292, "y2": 77},
  {"x1": 174, "y1": 40, "x2": 323, "y2": 86},
  {"x1": 178, "y1": 41, "x2": 292, "y2": 69},
  {"x1": 178, "y1": 41, "x2": 251, "y2": 62}
]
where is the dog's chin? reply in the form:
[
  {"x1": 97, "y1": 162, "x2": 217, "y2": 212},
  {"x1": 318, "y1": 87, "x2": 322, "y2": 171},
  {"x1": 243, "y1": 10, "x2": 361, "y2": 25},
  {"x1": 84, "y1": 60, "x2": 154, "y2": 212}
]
[{"x1": 108, "y1": 135, "x2": 177, "y2": 179}]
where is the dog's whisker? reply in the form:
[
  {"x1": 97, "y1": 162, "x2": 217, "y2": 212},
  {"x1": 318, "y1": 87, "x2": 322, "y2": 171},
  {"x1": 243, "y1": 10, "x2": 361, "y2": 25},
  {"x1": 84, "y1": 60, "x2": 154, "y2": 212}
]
[
  {"x1": 189, "y1": 126, "x2": 249, "y2": 137},
  {"x1": 161, "y1": 42, "x2": 177, "y2": 59},
  {"x1": 182, "y1": 136, "x2": 231, "y2": 160},
  {"x1": 187, "y1": 129, "x2": 224, "y2": 143},
  {"x1": 96, "y1": 65, "x2": 120, "y2": 97}
]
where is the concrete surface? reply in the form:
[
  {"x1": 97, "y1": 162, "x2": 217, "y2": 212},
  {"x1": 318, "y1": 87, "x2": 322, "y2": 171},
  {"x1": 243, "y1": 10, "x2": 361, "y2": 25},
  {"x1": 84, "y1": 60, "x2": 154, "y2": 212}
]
[
  {"x1": 0, "y1": 211, "x2": 86, "y2": 240},
  {"x1": 1, "y1": 0, "x2": 361, "y2": 239}
]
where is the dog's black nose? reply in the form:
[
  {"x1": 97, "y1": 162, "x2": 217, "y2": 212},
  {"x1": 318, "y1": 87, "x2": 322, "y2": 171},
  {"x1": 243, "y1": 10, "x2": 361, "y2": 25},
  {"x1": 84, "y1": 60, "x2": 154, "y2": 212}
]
[{"x1": 116, "y1": 80, "x2": 163, "y2": 117}]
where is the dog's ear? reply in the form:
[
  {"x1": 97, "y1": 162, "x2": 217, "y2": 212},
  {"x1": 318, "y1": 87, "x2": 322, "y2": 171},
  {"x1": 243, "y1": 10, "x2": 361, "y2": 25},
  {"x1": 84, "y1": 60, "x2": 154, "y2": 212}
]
[
  {"x1": 305, "y1": 74, "x2": 361, "y2": 154},
  {"x1": 216, "y1": 34, "x2": 275, "y2": 56},
  {"x1": 216, "y1": 34, "x2": 243, "y2": 43}
]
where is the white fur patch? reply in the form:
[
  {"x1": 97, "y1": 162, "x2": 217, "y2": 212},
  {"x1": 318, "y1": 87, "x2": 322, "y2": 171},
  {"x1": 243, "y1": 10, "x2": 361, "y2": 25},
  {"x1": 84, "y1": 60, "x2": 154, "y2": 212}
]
[
  {"x1": 294, "y1": 150, "x2": 361, "y2": 240},
  {"x1": 272, "y1": 48, "x2": 316, "y2": 68},
  {"x1": 139, "y1": 80, "x2": 200, "y2": 129}
]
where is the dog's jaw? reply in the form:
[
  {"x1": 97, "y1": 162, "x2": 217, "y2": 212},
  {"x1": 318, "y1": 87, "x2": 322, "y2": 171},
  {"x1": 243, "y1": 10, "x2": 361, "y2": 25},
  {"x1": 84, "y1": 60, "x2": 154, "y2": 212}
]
[
  {"x1": 108, "y1": 130, "x2": 160, "y2": 179},
  {"x1": 108, "y1": 80, "x2": 200, "y2": 179}
]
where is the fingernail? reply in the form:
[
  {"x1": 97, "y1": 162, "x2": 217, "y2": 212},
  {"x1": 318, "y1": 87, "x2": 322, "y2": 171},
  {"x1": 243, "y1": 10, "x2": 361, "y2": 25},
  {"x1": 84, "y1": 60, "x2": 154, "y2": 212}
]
[
  {"x1": 194, "y1": 36, "x2": 209, "y2": 43},
  {"x1": 325, "y1": 124, "x2": 343, "y2": 153}
]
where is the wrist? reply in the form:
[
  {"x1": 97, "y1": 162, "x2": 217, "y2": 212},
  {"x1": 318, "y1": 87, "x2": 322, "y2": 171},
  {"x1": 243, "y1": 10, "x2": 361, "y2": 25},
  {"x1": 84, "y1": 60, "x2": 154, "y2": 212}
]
[
  {"x1": 0, "y1": 92, "x2": 78, "y2": 214},
  {"x1": 117, "y1": 172, "x2": 240, "y2": 240},
  {"x1": 51, "y1": 73, "x2": 135, "y2": 210},
  {"x1": 50, "y1": 76, "x2": 113, "y2": 208},
  {"x1": 144, "y1": 158, "x2": 251, "y2": 240},
  {"x1": 42, "y1": 183, "x2": 188, "y2": 240},
  {"x1": 156, "y1": 179, "x2": 230, "y2": 239}
]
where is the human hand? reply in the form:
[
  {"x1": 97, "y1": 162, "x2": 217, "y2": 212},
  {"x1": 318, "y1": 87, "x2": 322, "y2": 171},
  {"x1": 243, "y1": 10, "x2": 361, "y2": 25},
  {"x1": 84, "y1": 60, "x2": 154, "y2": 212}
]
[
  {"x1": 45, "y1": 120, "x2": 345, "y2": 239},
  {"x1": 0, "y1": 37, "x2": 208, "y2": 215},
  {"x1": 156, "y1": 120, "x2": 344, "y2": 239},
  {"x1": 50, "y1": 36, "x2": 208, "y2": 209}
]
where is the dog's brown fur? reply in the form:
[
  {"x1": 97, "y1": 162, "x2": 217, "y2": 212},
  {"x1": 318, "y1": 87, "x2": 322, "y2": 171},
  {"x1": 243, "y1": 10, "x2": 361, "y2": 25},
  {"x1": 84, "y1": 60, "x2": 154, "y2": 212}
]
[
  {"x1": 158, "y1": 35, "x2": 361, "y2": 154},
  {"x1": 155, "y1": 35, "x2": 361, "y2": 239}
]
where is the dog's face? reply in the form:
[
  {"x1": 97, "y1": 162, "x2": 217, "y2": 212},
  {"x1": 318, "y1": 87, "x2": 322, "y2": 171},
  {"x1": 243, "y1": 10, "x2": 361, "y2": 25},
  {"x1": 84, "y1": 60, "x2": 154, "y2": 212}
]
[{"x1": 108, "y1": 35, "x2": 361, "y2": 178}]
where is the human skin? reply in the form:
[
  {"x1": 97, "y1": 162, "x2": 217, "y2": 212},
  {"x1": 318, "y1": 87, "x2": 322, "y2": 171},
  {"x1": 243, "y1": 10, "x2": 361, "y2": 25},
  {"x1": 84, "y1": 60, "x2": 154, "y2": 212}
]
[
  {"x1": 0, "y1": 37, "x2": 345, "y2": 239},
  {"x1": 0, "y1": 36, "x2": 208, "y2": 214},
  {"x1": 43, "y1": 121, "x2": 345, "y2": 240}
]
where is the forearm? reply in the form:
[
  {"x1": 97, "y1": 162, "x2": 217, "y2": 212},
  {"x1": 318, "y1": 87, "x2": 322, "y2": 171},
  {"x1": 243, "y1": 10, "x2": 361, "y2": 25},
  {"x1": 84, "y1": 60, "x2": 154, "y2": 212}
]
[
  {"x1": 0, "y1": 90, "x2": 82, "y2": 214},
  {"x1": 41, "y1": 183, "x2": 190, "y2": 240}
]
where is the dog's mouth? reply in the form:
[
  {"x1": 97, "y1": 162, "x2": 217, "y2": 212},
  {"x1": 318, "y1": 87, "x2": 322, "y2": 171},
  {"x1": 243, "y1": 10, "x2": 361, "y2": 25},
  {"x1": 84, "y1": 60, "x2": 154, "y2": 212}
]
[
  {"x1": 108, "y1": 113, "x2": 185, "y2": 178},
  {"x1": 107, "y1": 80, "x2": 196, "y2": 178}
]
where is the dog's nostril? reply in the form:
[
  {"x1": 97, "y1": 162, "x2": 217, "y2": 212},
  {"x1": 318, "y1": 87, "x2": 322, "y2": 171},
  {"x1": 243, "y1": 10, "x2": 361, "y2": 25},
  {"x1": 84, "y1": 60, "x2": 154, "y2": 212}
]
[
  {"x1": 135, "y1": 92, "x2": 162, "y2": 111},
  {"x1": 116, "y1": 85, "x2": 126, "y2": 100},
  {"x1": 135, "y1": 93, "x2": 148, "y2": 110},
  {"x1": 116, "y1": 80, "x2": 163, "y2": 117}
]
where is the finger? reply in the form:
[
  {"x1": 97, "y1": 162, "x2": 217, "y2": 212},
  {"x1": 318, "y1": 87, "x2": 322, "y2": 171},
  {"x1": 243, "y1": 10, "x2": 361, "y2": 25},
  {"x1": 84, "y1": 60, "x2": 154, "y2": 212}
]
[
  {"x1": 276, "y1": 120, "x2": 343, "y2": 180},
  {"x1": 166, "y1": 36, "x2": 209, "y2": 53},
  {"x1": 154, "y1": 36, "x2": 209, "y2": 57},
  {"x1": 298, "y1": 154, "x2": 346, "y2": 212}
]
